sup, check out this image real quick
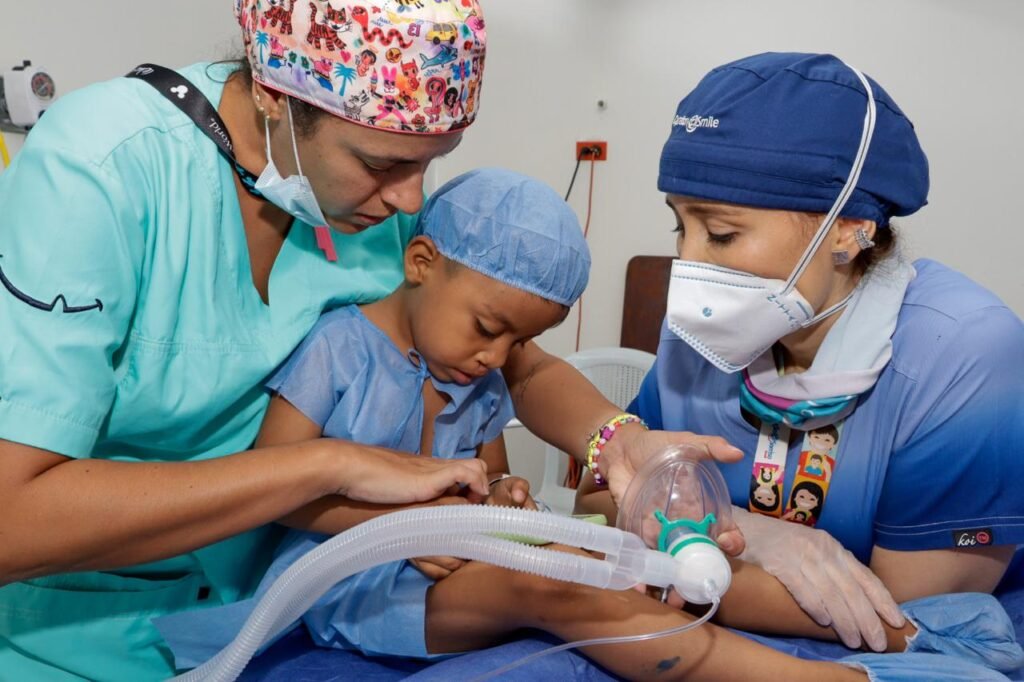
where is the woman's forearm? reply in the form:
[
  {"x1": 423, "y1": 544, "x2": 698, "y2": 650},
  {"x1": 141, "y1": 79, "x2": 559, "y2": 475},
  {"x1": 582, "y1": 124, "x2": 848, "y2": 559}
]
[
  {"x1": 0, "y1": 437, "x2": 342, "y2": 584},
  {"x1": 279, "y1": 495, "x2": 469, "y2": 535},
  {"x1": 715, "y1": 559, "x2": 915, "y2": 652},
  {"x1": 870, "y1": 545, "x2": 1015, "y2": 603}
]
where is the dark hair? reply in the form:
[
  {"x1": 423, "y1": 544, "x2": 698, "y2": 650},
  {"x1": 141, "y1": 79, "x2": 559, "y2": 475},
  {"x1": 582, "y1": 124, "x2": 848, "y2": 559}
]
[
  {"x1": 809, "y1": 423, "x2": 839, "y2": 443},
  {"x1": 857, "y1": 222, "x2": 897, "y2": 275},
  {"x1": 789, "y1": 481, "x2": 824, "y2": 520},
  {"x1": 222, "y1": 58, "x2": 330, "y2": 138},
  {"x1": 749, "y1": 478, "x2": 781, "y2": 513}
]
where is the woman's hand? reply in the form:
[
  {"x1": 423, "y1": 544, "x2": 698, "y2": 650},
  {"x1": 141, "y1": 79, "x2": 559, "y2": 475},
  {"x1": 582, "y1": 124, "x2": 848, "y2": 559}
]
[
  {"x1": 599, "y1": 425, "x2": 746, "y2": 555},
  {"x1": 732, "y1": 506, "x2": 905, "y2": 652},
  {"x1": 329, "y1": 441, "x2": 489, "y2": 503}
]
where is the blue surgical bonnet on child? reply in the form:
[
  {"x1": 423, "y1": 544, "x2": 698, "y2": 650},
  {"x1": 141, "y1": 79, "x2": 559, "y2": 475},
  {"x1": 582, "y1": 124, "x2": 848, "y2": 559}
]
[
  {"x1": 658, "y1": 52, "x2": 930, "y2": 227},
  {"x1": 419, "y1": 168, "x2": 591, "y2": 307}
]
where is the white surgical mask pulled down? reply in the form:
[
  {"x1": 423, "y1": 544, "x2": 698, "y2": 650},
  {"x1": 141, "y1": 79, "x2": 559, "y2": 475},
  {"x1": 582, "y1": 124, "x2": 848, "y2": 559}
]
[
  {"x1": 254, "y1": 96, "x2": 330, "y2": 230},
  {"x1": 666, "y1": 63, "x2": 878, "y2": 373}
]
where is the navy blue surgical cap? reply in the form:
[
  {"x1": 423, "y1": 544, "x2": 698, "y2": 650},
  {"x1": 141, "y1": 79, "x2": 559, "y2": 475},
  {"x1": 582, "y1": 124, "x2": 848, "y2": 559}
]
[
  {"x1": 419, "y1": 168, "x2": 590, "y2": 307},
  {"x1": 658, "y1": 52, "x2": 930, "y2": 227}
]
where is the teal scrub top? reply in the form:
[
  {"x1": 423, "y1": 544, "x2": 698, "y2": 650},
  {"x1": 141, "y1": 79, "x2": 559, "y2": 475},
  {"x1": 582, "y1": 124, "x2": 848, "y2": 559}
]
[{"x1": 0, "y1": 62, "x2": 417, "y2": 680}]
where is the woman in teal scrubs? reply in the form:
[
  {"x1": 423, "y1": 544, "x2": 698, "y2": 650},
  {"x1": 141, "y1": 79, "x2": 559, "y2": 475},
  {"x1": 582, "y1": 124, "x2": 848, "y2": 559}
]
[{"x1": 0, "y1": 3, "x2": 741, "y2": 679}]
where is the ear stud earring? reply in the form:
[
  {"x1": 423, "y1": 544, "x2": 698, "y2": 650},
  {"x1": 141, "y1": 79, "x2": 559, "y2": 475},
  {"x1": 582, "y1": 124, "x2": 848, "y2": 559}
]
[{"x1": 831, "y1": 249, "x2": 851, "y2": 265}]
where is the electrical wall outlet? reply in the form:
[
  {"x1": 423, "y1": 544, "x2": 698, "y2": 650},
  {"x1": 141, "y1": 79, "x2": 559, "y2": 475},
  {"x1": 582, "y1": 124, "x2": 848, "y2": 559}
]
[{"x1": 576, "y1": 141, "x2": 608, "y2": 161}]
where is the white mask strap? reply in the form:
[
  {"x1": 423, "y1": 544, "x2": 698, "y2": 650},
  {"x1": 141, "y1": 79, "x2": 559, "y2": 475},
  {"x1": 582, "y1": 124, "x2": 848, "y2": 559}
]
[
  {"x1": 285, "y1": 96, "x2": 305, "y2": 177},
  {"x1": 807, "y1": 287, "x2": 856, "y2": 326},
  {"x1": 263, "y1": 114, "x2": 273, "y2": 160},
  {"x1": 781, "y1": 63, "x2": 878, "y2": 296}
]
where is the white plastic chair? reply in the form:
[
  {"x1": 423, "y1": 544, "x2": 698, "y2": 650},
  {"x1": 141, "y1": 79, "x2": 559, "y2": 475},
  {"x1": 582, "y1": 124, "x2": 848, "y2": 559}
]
[{"x1": 506, "y1": 347, "x2": 656, "y2": 516}]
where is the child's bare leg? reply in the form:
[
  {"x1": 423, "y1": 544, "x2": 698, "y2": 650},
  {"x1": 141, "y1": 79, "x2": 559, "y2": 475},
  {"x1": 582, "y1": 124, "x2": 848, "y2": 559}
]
[{"x1": 424, "y1": 546, "x2": 865, "y2": 681}]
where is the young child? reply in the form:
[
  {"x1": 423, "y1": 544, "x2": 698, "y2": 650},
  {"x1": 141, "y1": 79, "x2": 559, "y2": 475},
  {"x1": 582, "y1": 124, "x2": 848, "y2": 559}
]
[{"x1": 158, "y1": 169, "x2": 1007, "y2": 682}]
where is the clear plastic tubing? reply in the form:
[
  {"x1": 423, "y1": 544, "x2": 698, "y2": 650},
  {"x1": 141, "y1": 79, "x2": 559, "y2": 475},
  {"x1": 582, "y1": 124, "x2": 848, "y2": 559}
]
[{"x1": 171, "y1": 505, "x2": 692, "y2": 682}]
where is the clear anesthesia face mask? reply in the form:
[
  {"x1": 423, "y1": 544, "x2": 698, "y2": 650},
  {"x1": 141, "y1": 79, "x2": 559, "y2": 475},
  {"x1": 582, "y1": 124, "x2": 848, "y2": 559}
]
[{"x1": 616, "y1": 444, "x2": 734, "y2": 603}]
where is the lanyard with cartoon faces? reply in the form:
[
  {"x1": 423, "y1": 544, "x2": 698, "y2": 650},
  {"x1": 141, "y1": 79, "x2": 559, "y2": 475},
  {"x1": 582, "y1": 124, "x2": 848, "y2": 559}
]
[{"x1": 748, "y1": 418, "x2": 845, "y2": 527}]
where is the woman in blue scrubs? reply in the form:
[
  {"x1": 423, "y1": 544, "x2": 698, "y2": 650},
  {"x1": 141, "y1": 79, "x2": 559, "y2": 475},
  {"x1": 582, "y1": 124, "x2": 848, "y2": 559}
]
[
  {"x1": 0, "y1": 4, "x2": 741, "y2": 679},
  {"x1": 580, "y1": 52, "x2": 1024, "y2": 653}
]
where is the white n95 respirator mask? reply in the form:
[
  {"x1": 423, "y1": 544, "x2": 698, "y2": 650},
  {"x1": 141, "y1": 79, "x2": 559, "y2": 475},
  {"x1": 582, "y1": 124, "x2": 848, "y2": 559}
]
[{"x1": 665, "y1": 62, "x2": 878, "y2": 374}]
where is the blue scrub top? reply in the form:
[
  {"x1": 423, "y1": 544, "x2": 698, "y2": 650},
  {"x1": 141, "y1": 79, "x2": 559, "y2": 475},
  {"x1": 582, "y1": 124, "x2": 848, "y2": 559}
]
[
  {"x1": 631, "y1": 260, "x2": 1024, "y2": 564},
  {"x1": 156, "y1": 305, "x2": 514, "y2": 665},
  {"x1": 258, "y1": 305, "x2": 511, "y2": 659},
  {"x1": 267, "y1": 305, "x2": 514, "y2": 458},
  {"x1": 0, "y1": 62, "x2": 417, "y2": 679}
]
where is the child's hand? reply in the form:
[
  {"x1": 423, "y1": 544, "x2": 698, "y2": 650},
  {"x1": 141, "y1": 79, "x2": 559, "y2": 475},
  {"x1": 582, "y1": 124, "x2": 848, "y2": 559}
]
[
  {"x1": 408, "y1": 495, "x2": 476, "y2": 580},
  {"x1": 410, "y1": 555, "x2": 467, "y2": 580},
  {"x1": 485, "y1": 476, "x2": 537, "y2": 509}
]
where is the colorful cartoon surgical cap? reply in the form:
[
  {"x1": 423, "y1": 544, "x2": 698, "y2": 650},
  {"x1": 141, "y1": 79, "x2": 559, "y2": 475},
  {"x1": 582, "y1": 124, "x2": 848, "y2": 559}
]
[
  {"x1": 235, "y1": 0, "x2": 486, "y2": 134},
  {"x1": 419, "y1": 169, "x2": 591, "y2": 308}
]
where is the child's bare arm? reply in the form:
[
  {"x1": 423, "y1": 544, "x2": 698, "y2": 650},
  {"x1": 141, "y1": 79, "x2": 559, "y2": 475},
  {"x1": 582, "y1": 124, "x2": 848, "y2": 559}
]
[
  {"x1": 476, "y1": 433, "x2": 510, "y2": 476},
  {"x1": 258, "y1": 395, "x2": 467, "y2": 535},
  {"x1": 255, "y1": 395, "x2": 324, "y2": 447}
]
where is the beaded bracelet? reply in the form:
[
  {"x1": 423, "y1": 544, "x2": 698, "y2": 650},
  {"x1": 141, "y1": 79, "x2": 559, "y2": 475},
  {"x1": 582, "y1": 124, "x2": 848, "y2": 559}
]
[{"x1": 586, "y1": 413, "x2": 648, "y2": 487}]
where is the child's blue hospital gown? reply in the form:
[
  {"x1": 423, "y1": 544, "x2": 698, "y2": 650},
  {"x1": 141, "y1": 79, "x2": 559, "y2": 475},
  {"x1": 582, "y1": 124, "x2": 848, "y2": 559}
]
[{"x1": 156, "y1": 305, "x2": 514, "y2": 662}]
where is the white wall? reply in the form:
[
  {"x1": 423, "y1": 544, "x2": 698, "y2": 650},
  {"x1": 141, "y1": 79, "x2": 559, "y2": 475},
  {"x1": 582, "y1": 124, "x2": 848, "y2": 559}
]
[
  {"x1": 1, "y1": 0, "x2": 241, "y2": 158},
  {"x1": 4, "y1": 1, "x2": 1022, "y2": 486}
]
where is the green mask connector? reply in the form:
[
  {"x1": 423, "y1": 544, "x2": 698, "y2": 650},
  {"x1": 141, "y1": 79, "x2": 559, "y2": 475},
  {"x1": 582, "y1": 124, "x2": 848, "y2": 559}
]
[{"x1": 654, "y1": 511, "x2": 718, "y2": 556}]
